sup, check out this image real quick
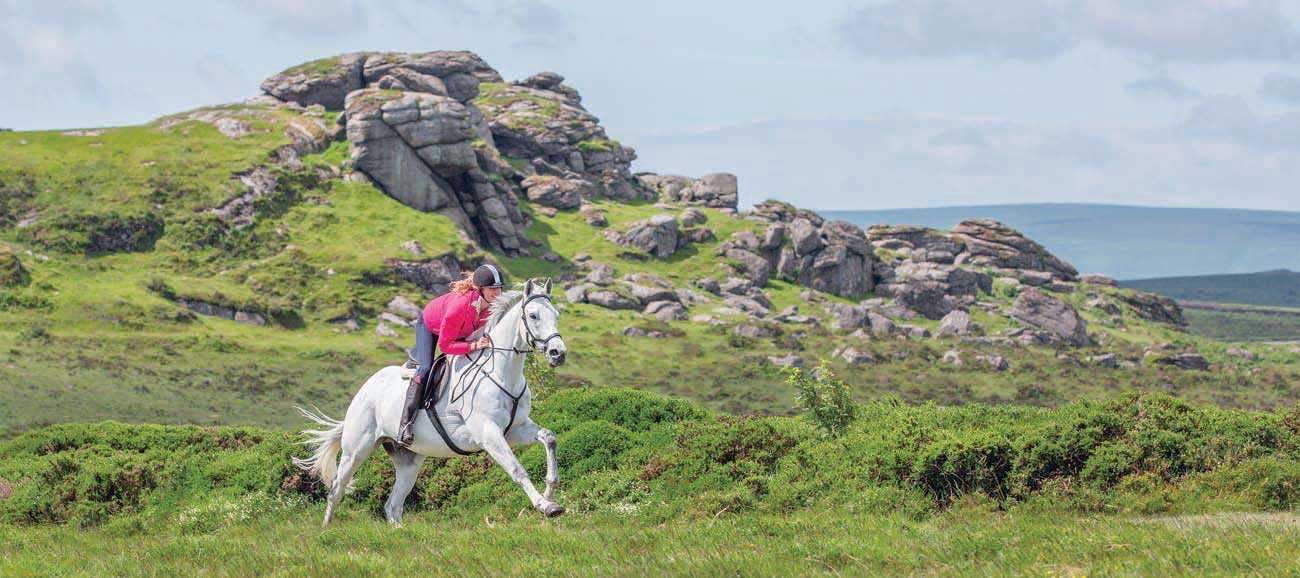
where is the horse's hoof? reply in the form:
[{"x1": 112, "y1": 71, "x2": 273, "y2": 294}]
[{"x1": 541, "y1": 502, "x2": 566, "y2": 518}]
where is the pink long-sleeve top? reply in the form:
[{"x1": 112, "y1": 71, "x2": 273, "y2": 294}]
[{"x1": 422, "y1": 289, "x2": 491, "y2": 355}]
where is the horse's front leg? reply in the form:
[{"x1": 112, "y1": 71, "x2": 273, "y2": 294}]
[
  {"x1": 507, "y1": 419, "x2": 559, "y2": 501},
  {"x1": 474, "y1": 418, "x2": 565, "y2": 517}
]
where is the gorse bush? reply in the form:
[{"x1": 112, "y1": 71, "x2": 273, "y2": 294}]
[
  {"x1": 3, "y1": 389, "x2": 1300, "y2": 528},
  {"x1": 788, "y1": 361, "x2": 858, "y2": 437}
]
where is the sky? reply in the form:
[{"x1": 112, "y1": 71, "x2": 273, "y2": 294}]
[{"x1": 2, "y1": 0, "x2": 1300, "y2": 211}]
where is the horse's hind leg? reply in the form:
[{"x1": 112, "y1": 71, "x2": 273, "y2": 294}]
[
  {"x1": 507, "y1": 419, "x2": 559, "y2": 501},
  {"x1": 323, "y1": 429, "x2": 377, "y2": 526},
  {"x1": 476, "y1": 420, "x2": 564, "y2": 517},
  {"x1": 382, "y1": 443, "x2": 426, "y2": 527}
]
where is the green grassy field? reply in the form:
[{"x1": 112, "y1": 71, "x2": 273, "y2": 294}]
[
  {"x1": 7, "y1": 507, "x2": 1300, "y2": 577},
  {"x1": 1185, "y1": 308, "x2": 1300, "y2": 343},
  {"x1": 4, "y1": 388, "x2": 1300, "y2": 576}
]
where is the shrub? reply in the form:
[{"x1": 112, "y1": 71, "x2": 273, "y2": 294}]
[{"x1": 789, "y1": 361, "x2": 858, "y2": 437}]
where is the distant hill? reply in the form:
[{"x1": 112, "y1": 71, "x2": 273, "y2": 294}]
[
  {"x1": 1121, "y1": 269, "x2": 1300, "y2": 309},
  {"x1": 821, "y1": 204, "x2": 1300, "y2": 280}
]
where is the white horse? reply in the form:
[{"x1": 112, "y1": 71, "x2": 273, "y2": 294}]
[{"x1": 293, "y1": 278, "x2": 568, "y2": 526}]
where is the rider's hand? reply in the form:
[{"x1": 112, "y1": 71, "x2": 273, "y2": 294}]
[{"x1": 473, "y1": 336, "x2": 491, "y2": 351}]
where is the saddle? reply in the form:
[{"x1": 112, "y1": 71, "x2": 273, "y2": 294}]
[{"x1": 404, "y1": 352, "x2": 451, "y2": 410}]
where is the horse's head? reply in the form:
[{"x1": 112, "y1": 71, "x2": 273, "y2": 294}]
[{"x1": 523, "y1": 278, "x2": 567, "y2": 367}]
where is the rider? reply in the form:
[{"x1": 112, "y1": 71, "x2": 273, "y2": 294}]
[{"x1": 398, "y1": 263, "x2": 506, "y2": 446}]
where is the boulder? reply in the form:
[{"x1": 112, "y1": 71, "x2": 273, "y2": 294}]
[
  {"x1": 376, "y1": 322, "x2": 401, "y2": 338},
  {"x1": 1080, "y1": 274, "x2": 1118, "y2": 287},
  {"x1": 680, "y1": 208, "x2": 708, "y2": 226},
  {"x1": 838, "y1": 347, "x2": 876, "y2": 364},
  {"x1": 563, "y1": 283, "x2": 593, "y2": 304},
  {"x1": 1091, "y1": 353, "x2": 1119, "y2": 368},
  {"x1": 976, "y1": 354, "x2": 1010, "y2": 372},
  {"x1": 1010, "y1": 288, "x2": 1089, "y2": 346},
  {"x1": 586, "y1": 290, "x2": 639, "y2": 310},
  {"x1": 639, "y1": 172, "x2": 738, "y2": 209},
  {"x1": 724, "y1": 248, "x2": 772, "y2": 286},
  {"x1": 694, "y1": 278, "x2": 722, "y2": 295},
  {"x1": 734, "y1": 324, "x2": 778, "y2": 339},
  {"x1": 935, "y1": 309, "x2": 972, "y2": 337},
  {"x1": 1151, "y1": 353, "x2": 1210, "y2": 371},
  {"x1": 521, "y1": 175, "x2": 590, "y2": 209},
  {"x1": 942, "y1": 350, "x2": 963, "y2": 366},
  {"x1": 629, "y1": 283, "x2": 678, "y2": 305},
  {"x1": 586, "y1": 263, "x2": 616, "y2": 285},
  {"x1": 387, "y1": 295, "x2": 423, "y2": 320},
  {"x1": 682, "y1": 228, "x2": 716, "y2": 243},
  {"x1": 891, "y1": 281, "x2": 955, "y2": 320},
  {"x1": 377, "y1": 313, "x2": 410, "y2": 326},
  {"x1": 580, "y1": 203, "x2": 607, "y2": 227},
  {"x1": 387, "y1": 254, "x2": 464, "y2": 294},
  {"x1": 646, "y1": 301, "x2": 687, "y2": 322},
  {"x1": 767, "y1": 354, "x2": 805, "y2": 368},
  {"x1": 615, "y1": 214, "x2": 681, "y2": 258},
  {"x1": 868, "y1": 311, "x2": 897, "y2": 335}
]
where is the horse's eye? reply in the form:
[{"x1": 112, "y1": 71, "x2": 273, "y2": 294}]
[{"x1": 529, "y1": 313, "x2": 538, "y2": 320}]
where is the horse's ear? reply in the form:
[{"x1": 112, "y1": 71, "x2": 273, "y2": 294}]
[
  {"x1": 525, "y1": 278, "x2": 536, "y2": 295},
  {"x1": 543, "y1": 278, "x2": 553, "y2": 295}
]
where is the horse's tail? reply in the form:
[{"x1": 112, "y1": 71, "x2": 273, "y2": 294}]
[{"x1": 291, "y1": 406, "x2": 344, "y2": 487}]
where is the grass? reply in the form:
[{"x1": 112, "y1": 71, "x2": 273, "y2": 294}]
[
  {"x1": 5, "y1": 507, "x2": 1300, "y2": 576},
  {"x1": 5, "y1": 388, "x2": 1300, "y2": 575},
  {"x1": 1184, "y1": 308, "x2": 1300, "y2": 343}
]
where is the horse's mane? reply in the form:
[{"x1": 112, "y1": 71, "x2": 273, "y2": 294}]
[{"x1": 485, "y1": 288, "x2": 526, "y2": 329}]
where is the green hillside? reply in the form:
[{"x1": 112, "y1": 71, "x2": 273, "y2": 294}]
[{"x1": 1122, "y1": 269, "x2": 1300, "y2": 309}]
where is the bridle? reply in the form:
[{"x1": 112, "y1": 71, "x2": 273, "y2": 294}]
[
  {"x1": 476, "y1": 293, "x2": 562, "y2": 355},
  {"x1": 437, "y1": 291, "x2": 564, "y2": 453}
]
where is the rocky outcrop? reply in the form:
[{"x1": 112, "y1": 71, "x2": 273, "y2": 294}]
[
  {"x1": 1117, "y1": 291, "x2": 1185, "y2": 325},
  {"x1": 261, "y1": 52, "x2": 500, "y2": 111},
  {"x1": 474, "y1": 76, "x2": 642, "y2": 200},
  {"x1": 345, "y1": 89, "x2": 526, "y2": 253},
  {"x1": 870, "y1": 220, "x2": 1076, "y2": 281},
  {"x1": 386, "y1": 254, "x2": 465, "y2": 294},
  {"x1": 176, "y1": 298, "x2": 267, "y2": 327},
  {"x1": 951, "y1": 220, "x2": 1077, "y2": 280},
  {"x1": 719, "y1": 200, "x2": 874, "y2": 299},
  {"x1": 1010, "y1": 288, "x2": 1089, "y2": 346},
  {"x1": 259, "y1": 51, "x2": 654, "y2": 252},
  {"x1": 637, "y1": 173, "x2": 739, "y2": 210},
  {"x1": 606, "y1": 214, "x2": 682, "y2": 258}
]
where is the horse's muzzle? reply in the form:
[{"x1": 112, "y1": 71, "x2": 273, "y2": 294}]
[{"x1": 546, "y1": 346, "x2": 567, "y2": 367}]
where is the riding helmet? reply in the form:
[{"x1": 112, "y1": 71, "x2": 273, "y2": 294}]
[{"x1": 472, "y1": 263, "x2": 505, "y2": 288}]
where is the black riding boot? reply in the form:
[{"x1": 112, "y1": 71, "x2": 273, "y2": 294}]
[{"x1": 398, "y1": 375, "x2": 424, "y2": 446}]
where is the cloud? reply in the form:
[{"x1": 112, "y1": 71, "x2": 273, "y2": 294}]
[
  {"x1": 836, "y1": 0, "x2": 1300, "y2": 62},
  {"x1": 836, "y1": 0, "x2": 1072, "y2": 60},
  {"x1": 1125, "y1": 74, "x2": 1199, "y2": 100},
  {"x1": 222, "y1": 0, "x2": 368, "y2": 37},
  {"x1": 195, "y1": 53, "x2": 250, "y2": 97},
  {"x1": 1174, "y1": 95, "x2": 1300, "y2": 150},
  {"x1": 629, "y1": 109, "x2": 1300, "y2": 211},
  {"x1": 1260, "y1": 73, "x2": 1300, "y2": 105}
]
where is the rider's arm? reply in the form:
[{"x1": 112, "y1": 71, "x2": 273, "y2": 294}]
[{"x1": 437, "y1": 306, "x2": 477, "y2": 355}]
